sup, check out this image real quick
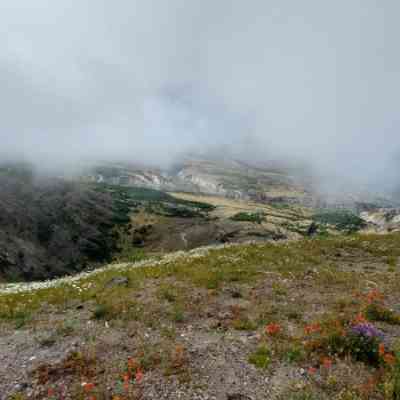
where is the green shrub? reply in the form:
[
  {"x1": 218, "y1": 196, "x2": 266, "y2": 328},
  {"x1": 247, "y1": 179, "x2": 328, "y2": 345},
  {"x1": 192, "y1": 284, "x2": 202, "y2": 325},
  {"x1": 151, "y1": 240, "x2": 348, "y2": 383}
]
[
  {"x1": 284, "y1": 345, "x2": 306, "y2": 363},
  {"x1": 92, "y1": 304, "x2": 111, "y2": 320},
  {"x1": 365, "y1": 303, "x2": 400, "y2": 325},
  {"x1": 384, "y1": 343, "x2": 400, "y2": 399},
  {"x1": 346, "y1": 332, "x2": 381, "y2": 365},
  {"x1": 312, "y1": 210, "x2": 366, "y2": 233},
  {"x1": 248, "y1": 345, "x2": 271, "y2": 369},
  {"x1": 230, "y1": 212, "x2": 265, "y2": 224}
]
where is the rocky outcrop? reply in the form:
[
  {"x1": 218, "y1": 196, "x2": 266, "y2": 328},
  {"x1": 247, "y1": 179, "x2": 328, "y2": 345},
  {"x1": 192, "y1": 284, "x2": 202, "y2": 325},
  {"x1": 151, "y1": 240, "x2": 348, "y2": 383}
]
[{"x1": 360, "y1": 209, "x2": 400, "y2": 232}]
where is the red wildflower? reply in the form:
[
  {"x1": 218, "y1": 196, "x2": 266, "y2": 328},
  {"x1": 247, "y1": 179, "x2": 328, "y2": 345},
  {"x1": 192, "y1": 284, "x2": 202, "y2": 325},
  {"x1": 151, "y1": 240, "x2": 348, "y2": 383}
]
[
  {"x1": 135, "y1": 369, "x2": 144, "y2": 383},
  {"x1": 304, "y1": 323, "x2": 321, "y2": 335},
  {"x1": 83, "y1": 382, "x2": 95, "y2": 392},
  {"x1": 307, "y1": 367, "x2": 317, "y2": 375},
  {"x1": 354, "y1": 313, "x2": 367, "y2": 324},
  {"x1": 379, "y1": 343, "x2": 385, "y2": 356},
  {"x1": 47, "y1": 388, "x2": 55, "y2": 397},
  {"x1": 265, "y1": 323, "x2": 281, "y2": 336}
]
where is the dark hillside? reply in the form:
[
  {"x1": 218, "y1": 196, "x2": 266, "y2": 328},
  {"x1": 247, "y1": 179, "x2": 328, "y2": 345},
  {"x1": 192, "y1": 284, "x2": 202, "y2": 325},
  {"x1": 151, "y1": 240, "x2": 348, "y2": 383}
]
[{"x1": 0, "y1": 175, "x2": 130, "y2": 281}]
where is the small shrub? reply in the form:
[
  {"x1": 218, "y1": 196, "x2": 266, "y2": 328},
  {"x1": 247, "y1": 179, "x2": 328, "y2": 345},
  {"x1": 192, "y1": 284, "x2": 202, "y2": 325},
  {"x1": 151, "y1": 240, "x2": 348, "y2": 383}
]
[
  {"x1": 230, "y1": 212, "x2": 265, "y2": 224},
  {"x1": 92, "y1": 304, "x2": 111, "y2": 320},
  {"x1": 347, "y1": 323, "x2": 383, "y2": 365},
  {"x1": 171, "y1": 306, "x2": 185, "y2": 323},
  {"x1": 284, "y1": 345, "x2": 306, "y2": 363},
  {"x1": 365, "y1": 302, "x2": 400, "y2": 325},
  {"x1": 384, "y1": 342, "x2": 400, "y2": 399},
  {"x1": 232, "y1": 317, "x2": 257, "y2": 331},
  {"x1": 158, "y1": 286, "x2": 178, "y2": 303},
  {"x1": 14, "y1": 310, "x2": 31, "y2": 329},
  {"x1": 248, "y1": 345, "x2": 271, "y2": 369}
]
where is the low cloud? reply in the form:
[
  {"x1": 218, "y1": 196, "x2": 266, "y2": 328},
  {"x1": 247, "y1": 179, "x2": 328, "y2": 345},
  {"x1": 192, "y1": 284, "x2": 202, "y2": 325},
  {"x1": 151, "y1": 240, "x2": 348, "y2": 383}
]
[{"x1": 0, "y1": 1, "x2": 399, "y2": 190}]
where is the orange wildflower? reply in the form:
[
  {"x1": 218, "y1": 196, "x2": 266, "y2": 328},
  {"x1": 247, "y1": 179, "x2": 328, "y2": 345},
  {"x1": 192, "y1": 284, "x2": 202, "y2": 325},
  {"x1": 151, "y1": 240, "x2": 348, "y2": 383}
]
[
  {"x1": 265, "y1": 323, "x2": 281, "y2": 336},
  {"x1": 304, "y1": 323, "x2": 321, "y2": 335},
  {"x1": 354, "y1": 313, "x2": 367, "y2": 324},
  {"x1": 379, "y1": 343, "x2": 385, "y2": 356},
  {"x1": 383, "y1": 353, "x2": 396, "y2": 365},
  {"x1": 366, "y1": 289, "x2": 383, "y2": 304}
]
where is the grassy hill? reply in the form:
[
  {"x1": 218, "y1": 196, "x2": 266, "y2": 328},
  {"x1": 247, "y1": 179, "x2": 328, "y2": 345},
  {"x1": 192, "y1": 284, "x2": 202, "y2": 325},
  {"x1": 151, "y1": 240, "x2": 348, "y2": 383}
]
[{"x1": 1, "y1": 233, "x2": 400, "y2": 399}]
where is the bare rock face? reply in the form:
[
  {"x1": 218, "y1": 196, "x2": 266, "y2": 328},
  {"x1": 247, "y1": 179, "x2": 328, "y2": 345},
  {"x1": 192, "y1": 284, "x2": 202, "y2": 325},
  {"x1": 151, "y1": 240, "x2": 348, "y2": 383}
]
[{"x1": 360, "y1": 209, "x2": 400, "y2": 232}]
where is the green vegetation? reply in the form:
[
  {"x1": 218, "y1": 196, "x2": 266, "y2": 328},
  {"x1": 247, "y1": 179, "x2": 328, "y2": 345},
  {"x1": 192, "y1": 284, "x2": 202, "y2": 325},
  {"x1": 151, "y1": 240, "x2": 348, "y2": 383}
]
[
  {"x1": 248, "y1": 345, "x2": 271, "y2": 369},
  {"x1": 365, "y1": 302, "x2": 400, "y2": 325},
  {"x1": 230, "y1": 211, "x2": 265, "y2": 224},
  {"x1": 2, "y1": 232, "x2": 400, "y2": 398},
  {"x1": 312, "y1": 210, "x2": 366, "y2": 233}
]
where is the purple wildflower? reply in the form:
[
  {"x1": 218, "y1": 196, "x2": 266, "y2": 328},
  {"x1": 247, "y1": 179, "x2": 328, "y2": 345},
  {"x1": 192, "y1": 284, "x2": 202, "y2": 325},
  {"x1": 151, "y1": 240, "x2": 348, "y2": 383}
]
[{"x1": 351, "y1": 323, "x2": 384, "y2": 339}]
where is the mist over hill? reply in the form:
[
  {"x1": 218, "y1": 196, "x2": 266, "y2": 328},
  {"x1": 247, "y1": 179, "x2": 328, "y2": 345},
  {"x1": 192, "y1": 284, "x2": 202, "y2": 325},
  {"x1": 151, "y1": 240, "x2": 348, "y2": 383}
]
[{"x1": 0, "y1": 1, "x2": 399, "y2": 194}]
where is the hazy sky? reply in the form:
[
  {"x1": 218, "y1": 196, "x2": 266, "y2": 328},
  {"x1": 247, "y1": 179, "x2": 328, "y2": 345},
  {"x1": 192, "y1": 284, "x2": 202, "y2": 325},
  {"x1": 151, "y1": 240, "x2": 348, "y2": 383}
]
[{"x1": 0, "y1": 1, "x2": 399, "y2": 187}]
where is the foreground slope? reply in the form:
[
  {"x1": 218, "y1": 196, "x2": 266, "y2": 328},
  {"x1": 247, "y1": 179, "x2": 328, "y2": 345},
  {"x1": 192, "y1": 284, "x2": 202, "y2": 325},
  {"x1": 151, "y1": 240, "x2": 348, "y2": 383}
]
[{"x1": 1, "y1": 234, "x2": 400, "y2": 399}]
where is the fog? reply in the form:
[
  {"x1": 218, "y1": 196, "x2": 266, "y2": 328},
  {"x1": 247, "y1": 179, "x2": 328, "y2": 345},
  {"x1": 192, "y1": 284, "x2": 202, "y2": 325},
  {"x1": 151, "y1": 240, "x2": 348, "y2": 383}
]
[{"x1": 0, "y1": 1, "x2": 399, "y2": 190}]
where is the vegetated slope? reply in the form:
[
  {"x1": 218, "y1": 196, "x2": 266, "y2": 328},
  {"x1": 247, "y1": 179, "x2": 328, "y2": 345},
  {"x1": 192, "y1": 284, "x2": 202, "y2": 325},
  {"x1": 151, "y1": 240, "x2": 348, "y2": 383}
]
[
  {"x1": 1, "y1": 234, "x2": 400, "y2": 399},
  {"x1": 0, "y1": 175, "x2": 131, "y2": 282}
]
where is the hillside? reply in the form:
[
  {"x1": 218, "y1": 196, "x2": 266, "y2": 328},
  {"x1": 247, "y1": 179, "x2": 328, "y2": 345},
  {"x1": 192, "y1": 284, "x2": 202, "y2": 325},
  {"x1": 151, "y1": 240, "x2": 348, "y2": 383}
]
[
  {"x1": 0, "y1": 174, "x2": 132, "y2": 282},
  {"x1": 1, "y1": 234, "x2": 400, "y2": 399}
]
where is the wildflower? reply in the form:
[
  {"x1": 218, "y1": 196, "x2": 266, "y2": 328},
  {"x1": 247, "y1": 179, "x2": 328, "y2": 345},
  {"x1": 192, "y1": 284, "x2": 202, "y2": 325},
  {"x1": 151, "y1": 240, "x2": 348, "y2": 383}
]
[
  {"x1": 265, "y1": 323, "x2": 281, "y2": 336},
  {"x1": 379, "y1": 343, "x2": 385, "y2": 356},
  {"x1": 366, "y1": 289, "x2": 383, "y2": 304},
  {"x1": 47, "y1": 388, "x2": 55, "y2": 397},
  {"x1": 135, "y1": 369, "x2": 144, "y2": 383},
  {"x1": 383, "y1": 353, "x2": 396, "y2": 365},
  {"x1": 353, "y1": 313, "x2": 367, "y2": 324},
  {"x1": 307, "y1": 367, "x2": 317, "y2": 375},
  {"x1": 82, "y1": 382, "x2": 95, "y2": 392},
  {"x1": 304, "y1": 323, "x2": 321, "y2": 335},
  {"x1": 322, "y1": 357, "x2": 333, "y2": 369},
  {"x1": 351, "y1": 323, "x2": 384, "y2": 339}
]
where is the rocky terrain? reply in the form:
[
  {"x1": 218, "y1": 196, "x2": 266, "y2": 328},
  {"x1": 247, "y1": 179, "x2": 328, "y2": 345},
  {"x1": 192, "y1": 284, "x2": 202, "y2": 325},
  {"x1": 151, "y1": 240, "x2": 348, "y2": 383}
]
[
  {"x1": 1, "y1": 234, "x2": 400, "y2": 399},
  {"x1": 83, "y1": 156, "x2": 315, "y2": 207}
]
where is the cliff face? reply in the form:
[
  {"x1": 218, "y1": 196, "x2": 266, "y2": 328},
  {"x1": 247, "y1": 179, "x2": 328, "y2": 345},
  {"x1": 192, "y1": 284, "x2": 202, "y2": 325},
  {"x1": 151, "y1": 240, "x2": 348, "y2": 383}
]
[{"x1": 0, "y1": 175, "x2": 129, "y2": 281}]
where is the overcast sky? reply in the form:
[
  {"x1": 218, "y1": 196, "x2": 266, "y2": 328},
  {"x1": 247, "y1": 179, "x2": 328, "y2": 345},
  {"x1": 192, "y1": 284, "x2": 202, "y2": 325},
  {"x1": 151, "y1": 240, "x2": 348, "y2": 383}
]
[{"x1": 0, "y1": 1, "x2": 399, "y2": 187}]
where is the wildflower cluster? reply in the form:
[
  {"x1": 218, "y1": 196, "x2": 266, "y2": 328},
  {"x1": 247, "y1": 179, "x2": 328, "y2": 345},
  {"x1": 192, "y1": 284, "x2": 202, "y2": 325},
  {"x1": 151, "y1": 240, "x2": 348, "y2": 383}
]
[{"x1": 265, "y1": 323, "x2": 281, "y2": 336}]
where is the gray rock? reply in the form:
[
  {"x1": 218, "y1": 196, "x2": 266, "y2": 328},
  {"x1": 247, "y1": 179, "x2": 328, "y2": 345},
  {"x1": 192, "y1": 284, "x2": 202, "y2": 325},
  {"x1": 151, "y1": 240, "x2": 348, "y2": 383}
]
[{"x1": 105, "y1": 276, "x2": 129, "y2": 288}]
